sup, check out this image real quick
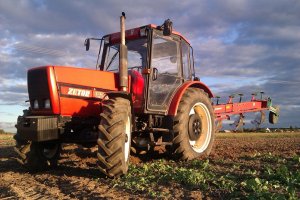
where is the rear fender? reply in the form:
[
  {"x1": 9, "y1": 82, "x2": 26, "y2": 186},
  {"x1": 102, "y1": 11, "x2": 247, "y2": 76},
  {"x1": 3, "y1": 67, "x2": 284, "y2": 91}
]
[{"x1": 168, "y1": 81, "x2": 214, "y2": 116}]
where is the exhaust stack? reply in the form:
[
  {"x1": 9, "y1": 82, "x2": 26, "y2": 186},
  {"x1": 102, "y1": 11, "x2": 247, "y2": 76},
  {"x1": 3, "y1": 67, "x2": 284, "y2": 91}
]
[{"x1": 119, "y1": 12, "x2": 128, "y2": 91}]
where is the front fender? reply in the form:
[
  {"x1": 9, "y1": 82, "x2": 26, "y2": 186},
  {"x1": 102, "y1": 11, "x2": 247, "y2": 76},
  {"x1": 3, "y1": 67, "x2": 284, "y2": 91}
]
[{"x1": 168, "y1": 81, "x2": 214, "y2": 116}]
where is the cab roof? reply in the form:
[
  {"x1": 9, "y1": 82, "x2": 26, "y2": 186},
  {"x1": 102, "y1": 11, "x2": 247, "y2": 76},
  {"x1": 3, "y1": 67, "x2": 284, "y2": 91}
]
[{"x1": 105, "y1": 24, "x2": 190, "y2": 45}]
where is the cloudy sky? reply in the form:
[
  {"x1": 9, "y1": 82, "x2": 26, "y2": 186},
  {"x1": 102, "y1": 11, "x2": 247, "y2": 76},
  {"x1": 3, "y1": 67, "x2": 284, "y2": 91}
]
[{"x1": 1, "y1": 0, "x2": 300, "y2": 132}]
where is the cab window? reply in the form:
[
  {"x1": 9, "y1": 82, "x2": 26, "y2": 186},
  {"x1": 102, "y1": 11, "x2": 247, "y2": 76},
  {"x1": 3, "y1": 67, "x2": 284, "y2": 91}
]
[
  {"x1": 182, "y1": 41, "x2": 191, "y2": 80},
  {"x1": 104, "y1": 38, "x2": 148, "y2": 71}
]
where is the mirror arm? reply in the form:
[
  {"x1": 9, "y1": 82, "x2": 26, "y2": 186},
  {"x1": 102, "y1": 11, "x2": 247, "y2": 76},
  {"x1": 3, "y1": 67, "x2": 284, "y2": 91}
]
[
  {"x1": 96, "y1": 38, "x2": 104, "y2": 70},
  {"x1": 84, "y1": 38, "x2": 103, "y2": 51}
]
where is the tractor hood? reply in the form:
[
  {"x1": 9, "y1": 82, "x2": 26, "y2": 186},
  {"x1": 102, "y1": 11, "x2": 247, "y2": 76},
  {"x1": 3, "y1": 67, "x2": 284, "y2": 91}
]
[{"x1": 28, "y1": 66, "x2": 119, "y2": 117}]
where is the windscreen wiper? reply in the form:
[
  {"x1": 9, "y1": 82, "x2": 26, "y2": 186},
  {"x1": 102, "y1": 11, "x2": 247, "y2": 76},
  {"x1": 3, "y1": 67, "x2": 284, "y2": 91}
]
[{"x1": 106, "y1": 51, "x2": 119, "y2": 70}]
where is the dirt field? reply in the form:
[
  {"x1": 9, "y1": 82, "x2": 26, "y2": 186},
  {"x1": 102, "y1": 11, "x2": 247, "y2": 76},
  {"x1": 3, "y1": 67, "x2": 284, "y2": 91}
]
[{"x1": 0, "y1": 132, "x2": 299, "y2": 199}]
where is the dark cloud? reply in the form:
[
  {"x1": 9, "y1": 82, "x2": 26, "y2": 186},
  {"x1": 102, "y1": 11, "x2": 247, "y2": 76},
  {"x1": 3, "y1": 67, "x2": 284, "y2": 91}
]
[{"x1": 0, "y1": 82, "x2": 28, "y2": 105}]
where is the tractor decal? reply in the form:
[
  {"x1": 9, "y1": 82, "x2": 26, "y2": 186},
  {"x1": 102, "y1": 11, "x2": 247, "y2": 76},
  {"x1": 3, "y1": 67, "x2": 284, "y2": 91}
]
[
  {"x1": 59, "y1": 84, "x2": 108, "y2": 100},
  {"x1": 67, "y1": 88, "x2": 91, "y2": 97}
]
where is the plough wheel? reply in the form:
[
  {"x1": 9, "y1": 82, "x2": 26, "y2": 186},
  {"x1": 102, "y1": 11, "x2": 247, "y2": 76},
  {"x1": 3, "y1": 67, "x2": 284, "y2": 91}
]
[{"x1": 269, "y1": 106, "x2": 280, "y2": 124}]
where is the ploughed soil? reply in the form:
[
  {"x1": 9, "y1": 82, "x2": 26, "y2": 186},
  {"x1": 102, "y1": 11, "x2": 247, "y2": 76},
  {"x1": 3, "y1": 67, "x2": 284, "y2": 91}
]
[{"x1": 0, "y1": 132, "x2": 299, "y2": 199}]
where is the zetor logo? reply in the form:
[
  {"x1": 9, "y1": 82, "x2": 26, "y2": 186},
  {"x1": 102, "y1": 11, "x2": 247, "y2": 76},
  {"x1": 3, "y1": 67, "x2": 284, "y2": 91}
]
[{"x1": 67, "y1": 88, "x2": 91, "y2": 97}]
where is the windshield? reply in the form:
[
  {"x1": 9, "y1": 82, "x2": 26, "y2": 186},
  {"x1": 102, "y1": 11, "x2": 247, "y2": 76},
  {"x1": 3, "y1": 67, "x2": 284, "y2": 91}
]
[{"x1": 104, "y1": 38, "x2": 148, "y2": 71}]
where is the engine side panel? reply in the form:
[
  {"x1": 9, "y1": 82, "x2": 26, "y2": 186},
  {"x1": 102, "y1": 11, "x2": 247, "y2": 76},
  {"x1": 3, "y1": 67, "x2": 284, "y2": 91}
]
[{"x1": 52, "y1": 66, "x2": 119, "y2": 117}]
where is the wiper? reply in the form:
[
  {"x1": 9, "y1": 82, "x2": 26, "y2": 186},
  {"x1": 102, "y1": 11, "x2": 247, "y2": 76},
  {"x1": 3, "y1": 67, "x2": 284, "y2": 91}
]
[{"x1": 106, "y1": 51, "x2": 119, "y2": 70}]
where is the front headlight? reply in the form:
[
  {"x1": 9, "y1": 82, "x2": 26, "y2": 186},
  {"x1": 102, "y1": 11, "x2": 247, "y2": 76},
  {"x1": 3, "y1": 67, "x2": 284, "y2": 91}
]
[
  {"x1": 44, "y1": 99, "x2": 51, "y2": 109},
  {"x1": 33, "y1": 100, "x2": 39, "y2": 109}
]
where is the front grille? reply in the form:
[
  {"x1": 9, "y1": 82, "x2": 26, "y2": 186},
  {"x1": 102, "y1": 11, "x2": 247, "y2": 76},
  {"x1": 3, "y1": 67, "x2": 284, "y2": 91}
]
[
  {"x1": 16, "y1": 116, "x2": 58, "y2": 141},
  {"x1": 28, "y1": 67, "x2": 50, "y2": 108}
]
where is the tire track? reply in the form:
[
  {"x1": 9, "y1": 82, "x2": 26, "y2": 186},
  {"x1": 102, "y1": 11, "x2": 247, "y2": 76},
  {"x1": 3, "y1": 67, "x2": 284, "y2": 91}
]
[
  {"x1": 34, "y1": 174, "x2": 127, "y2": 199},
  {"x1": 0, "y1": 144, "x2": 135, "y2": 200},
  {"x1": 0, "y1": 185, "x2": 18, "y2": 200},
  {"x1": 1, "y1": 172, "x2": 70, "y2": 200}
]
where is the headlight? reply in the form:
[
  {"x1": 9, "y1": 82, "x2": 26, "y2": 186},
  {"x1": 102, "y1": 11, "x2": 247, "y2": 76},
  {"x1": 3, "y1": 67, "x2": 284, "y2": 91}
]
[
  {"x1": 44, "y1": 99, "x2": 51, "y2": 109},
  {"x1": 33, "y1": 100, "x2": 39, "y2": 109}
]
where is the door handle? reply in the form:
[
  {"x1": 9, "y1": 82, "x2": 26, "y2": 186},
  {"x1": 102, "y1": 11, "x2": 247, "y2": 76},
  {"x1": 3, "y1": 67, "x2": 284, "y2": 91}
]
[{"x1": 152, "y1": 68, "x2": 158, "y2": 81}]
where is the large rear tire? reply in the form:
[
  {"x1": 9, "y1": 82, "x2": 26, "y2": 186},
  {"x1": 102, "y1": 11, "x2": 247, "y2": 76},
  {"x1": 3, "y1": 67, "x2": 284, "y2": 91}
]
[
  {"x1": 97, "y1": 97, "x2": 132, "y2": 178},
  {"x1": 172, "y1": 88, "x2": 215, "y2": 160},
  {"x1": 14, "y1": 140, "x2": 61, "y2": 171}
]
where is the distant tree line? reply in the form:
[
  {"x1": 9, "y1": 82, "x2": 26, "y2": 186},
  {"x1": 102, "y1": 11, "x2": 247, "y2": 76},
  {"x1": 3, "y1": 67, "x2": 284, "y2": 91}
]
[{"x1": 0, "y1": 129, "x2": 13, "y2": 134}]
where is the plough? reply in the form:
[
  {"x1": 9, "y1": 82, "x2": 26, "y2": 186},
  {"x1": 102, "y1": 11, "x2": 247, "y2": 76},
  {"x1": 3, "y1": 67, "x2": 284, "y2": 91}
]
[{"x1": 213, "y1": 92, "x2": 279, "y2": 131}]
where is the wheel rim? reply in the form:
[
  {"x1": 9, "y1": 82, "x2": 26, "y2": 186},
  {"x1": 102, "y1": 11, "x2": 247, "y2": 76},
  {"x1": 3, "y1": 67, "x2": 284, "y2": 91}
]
[
  {"x1": 42, "y1": 143, "x2": 59, "y2": 159},
  {"x1": 188, "y1": 113, "x2": 202, "y2": 141},
  {"x1": 124, "y1": 116, "x2": 131, "y2": 162},
  {"x1": 188, "y1": 102, "x2": 212, "y2": 153}
]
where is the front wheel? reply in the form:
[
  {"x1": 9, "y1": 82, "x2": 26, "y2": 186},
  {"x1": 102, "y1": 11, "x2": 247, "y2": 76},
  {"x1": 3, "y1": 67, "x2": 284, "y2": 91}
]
[
  {"x1": 172, "y1": 88, "x2": 215, "y2": 160},
  {"x1": 97, "y1": 97, "x2": 132, "y2": 178},
  {"x1": 14, "y1": 140, "x2": 61, "y2": 171}
]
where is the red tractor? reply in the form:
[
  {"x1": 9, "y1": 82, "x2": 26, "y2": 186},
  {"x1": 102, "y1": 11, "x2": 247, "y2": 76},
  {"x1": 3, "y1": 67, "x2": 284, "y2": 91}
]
[{"x1": 14, "y1": 14, "x2": 279, "y2": 177}]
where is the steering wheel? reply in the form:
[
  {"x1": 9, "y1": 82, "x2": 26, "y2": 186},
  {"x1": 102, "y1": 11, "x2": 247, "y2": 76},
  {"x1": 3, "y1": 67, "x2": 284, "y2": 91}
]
[{"x1": 128, "y1": 66, "x2": 142, "y2": 73}]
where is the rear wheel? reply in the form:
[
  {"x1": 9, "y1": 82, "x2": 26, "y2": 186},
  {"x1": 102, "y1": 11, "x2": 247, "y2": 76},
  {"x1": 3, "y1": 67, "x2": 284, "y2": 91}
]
[
  {"x1": 172, "y1": 88, "x2": 215, "y2": 160},
  {"x1": 14, "y1": 140, "x2": 61, "y2": 171},
  {"x1": 97, "y1": 97, "x2": 132, "y2": 177}
]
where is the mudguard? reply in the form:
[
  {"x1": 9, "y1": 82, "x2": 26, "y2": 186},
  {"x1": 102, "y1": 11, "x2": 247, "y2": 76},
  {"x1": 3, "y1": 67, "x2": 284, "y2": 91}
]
[{"x1": 168, "y1": 81, "x2": 214, "y2": 116}]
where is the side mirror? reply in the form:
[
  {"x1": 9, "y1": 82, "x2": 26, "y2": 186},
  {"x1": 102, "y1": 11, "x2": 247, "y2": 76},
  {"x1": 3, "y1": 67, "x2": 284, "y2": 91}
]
[
  {"x1": 163, "y1": 19, "x2": 172, "y2": 36},
  {"x1": 84, "y1": 38, "x2": 90, "y2": 51},
  {"x1": 157, "y1": 19, "x2": 173, "y2": 36}
]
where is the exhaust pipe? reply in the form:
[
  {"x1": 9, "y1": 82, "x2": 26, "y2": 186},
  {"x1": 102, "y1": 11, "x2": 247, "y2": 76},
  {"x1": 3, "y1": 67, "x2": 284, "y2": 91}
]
[{"x1": 119, "y1": 12, "x2": 128, "y2": 91}]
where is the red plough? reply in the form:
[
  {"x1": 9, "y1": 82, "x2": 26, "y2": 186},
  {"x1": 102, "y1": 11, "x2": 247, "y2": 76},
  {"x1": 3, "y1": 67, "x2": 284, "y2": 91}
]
[{"x1": 213, "y1": 92, "x2": 279, "y2": 131}]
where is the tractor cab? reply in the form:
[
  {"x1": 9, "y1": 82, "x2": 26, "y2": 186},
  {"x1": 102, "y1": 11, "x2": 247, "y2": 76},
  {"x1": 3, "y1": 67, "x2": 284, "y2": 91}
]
[{"x1": 93, "y1": 23, "x2": 196, "y2": 114}]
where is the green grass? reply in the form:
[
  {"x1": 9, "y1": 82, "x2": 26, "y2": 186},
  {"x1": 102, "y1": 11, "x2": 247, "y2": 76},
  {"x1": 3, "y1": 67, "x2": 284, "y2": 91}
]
[
  {"x1": 112, "y1": 154, "x2": 300, "y2": 199},
  {"x1": 111, "y1": 132, "x2": 300, "y2": 198}
]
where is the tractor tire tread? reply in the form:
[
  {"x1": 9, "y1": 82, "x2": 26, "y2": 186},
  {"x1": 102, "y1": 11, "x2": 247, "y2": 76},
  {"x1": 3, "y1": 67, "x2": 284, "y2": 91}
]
[
  {"x1": 97, "y1": 97, "x2": 131, "y2": 178},
  {"x1": 172, "y1": 87, "x2": 215, "y2": 160}
]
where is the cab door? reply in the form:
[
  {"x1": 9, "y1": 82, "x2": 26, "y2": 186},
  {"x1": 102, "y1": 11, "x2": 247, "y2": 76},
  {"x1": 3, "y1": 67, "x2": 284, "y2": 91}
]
[{"x1": 147, "y1": 31, "x2": 183, "y2": 113}]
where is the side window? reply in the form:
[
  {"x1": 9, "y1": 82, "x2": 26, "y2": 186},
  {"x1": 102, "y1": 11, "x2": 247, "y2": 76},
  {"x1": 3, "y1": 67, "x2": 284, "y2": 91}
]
[
  {"x1": 182, "y1": 42, "x2": 191, "y2": 80},
  {"x1": 190, "y1": 46, "x2": 194, "y2": 78},
  {"x1": 128, "y1": 51, "x2": 143, "y2": 69},
  {"x1": 152, "y1": 34, "x2": 180, "y2": 76}
]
